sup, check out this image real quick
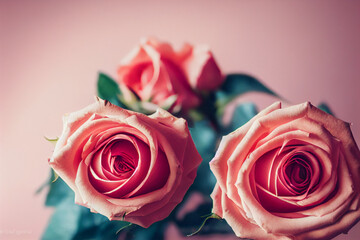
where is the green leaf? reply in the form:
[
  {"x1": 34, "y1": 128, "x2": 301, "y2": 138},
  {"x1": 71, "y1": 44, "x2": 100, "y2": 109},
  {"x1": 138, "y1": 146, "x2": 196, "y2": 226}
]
[
  {"x1": 222, "y1": 73, "x2": 278, "y2": 96},
  {"x1": 224, "y1": 102, "x2": 258, "y2": 134},
  {"x1": 36, "y1": 169, "x2": 60, "y2": 194},
  {"x1": 43, "y1": 191, "x2": 132, "y2": 240},
  {"x1": 189, "y1": 120, "x2": 218, "y2": 194},
  {"x1": 72, "y1": 210, "x2": 130, "y2": 240},
  {"x1": 197, "y1": 92, "x2": 221, "y2": 132},
  {"x1": 42, "y1": 198, "x2": 83, "y2": 240},
  {"x1": 216, "y1": 74, "x2": 279, "y2": 109},
  {"x1": 45, "y1": 171, "x2": 74, "y2": 207},
  {"x1": 190, "y1": 120, "x2": 217, "y2": 155},
  {"x1": 97, "y1": 72, "x2": 126, "y2": 108},
  {"x1": 43, "y1": 199, "x2": 124, "y2": 240},
  {"x1": 318, "y1": 102, "x2": 334, "y2": 116},
  {"x1": 35, "y1": 181, "x2": 49, "y2": 195},
  {"x1": 97, "y1": 73, "x2": 120, "y2": 99},
  {"x1": 131, "y1": 222, "x2": 166, "y2": 240}
]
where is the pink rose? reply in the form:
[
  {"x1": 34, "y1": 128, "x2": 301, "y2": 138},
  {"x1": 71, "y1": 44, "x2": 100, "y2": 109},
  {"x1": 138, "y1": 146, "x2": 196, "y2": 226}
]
[
  {"x1": 210, "y1": 102, "x2": 360, "y2": 239},
  {"x1": 117, "y1": 38, "x2": 223, "y2": 112},
  {"x1": 49, "y1": 99, "x2": 202, "y2": 227}
]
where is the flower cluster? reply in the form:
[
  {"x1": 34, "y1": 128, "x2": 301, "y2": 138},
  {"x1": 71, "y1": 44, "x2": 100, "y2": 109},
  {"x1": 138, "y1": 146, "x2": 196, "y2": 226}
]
[{"x1": 44, "y1": 39, "x2": 360, "y2": 240}]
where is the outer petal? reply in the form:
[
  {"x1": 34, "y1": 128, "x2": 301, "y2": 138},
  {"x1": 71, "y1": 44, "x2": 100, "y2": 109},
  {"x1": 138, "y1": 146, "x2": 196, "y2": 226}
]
[
  {"x1": 210, "y1": 183, "x2": 224, "y2": 218},
  {"x1": 296, "y1": 209, "x2": 360, "y2": 240},
  {"x1": 307, "y1": 103, "x2": 360, "y2": 194},
  {"x1": 221, "y1": 190, "x2": 289, "y2": 240},
  {"x1": 182, "y1": 45, "x2": 223, "y2": 90},
  {"x1": 117, "y1": 38, "x2": 204, "y2": 111}
]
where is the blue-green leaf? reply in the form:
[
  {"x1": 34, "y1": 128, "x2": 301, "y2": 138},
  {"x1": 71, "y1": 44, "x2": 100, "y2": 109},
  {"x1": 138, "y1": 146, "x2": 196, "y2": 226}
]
[
  {"x1": 72, "y1": 210, "x2": 130, "y2": 240},
  {"x1": 190, "y1": 120, "x2": 217, "y2": 156},
  {"x1": 131, "y1": 222, "x2": 166, "y2": 240},
  {"x1": 216, "y1": 74, "x2": 279, "y2": 109},
  {"x1": 45, "y1": 171, "x2": 74, "y2": 207},
  {"x1": 97, "y1": 73, "x2": 119, "y2": 98},
  {"x1": 223, "y1": 102, "x2": 258, "y2": 134},
  {"x1": 36, "y1": 169, "x2": 54, "y2": 195},
  {"x1": 97, "y1": 72, "x2": 126, "y2": 108},
  {"x1": 189, "y1": 120, "x2": 218, "y2": 194},
  {"x1": 318, "y1": 102, "x2": 334, "y2": 116},
  {"x1": 44, "y1": 192, "x2": 131, "y2": 240},
  {"x1": 42, "y1": 198, "x2": 83, "y2": 240},
  {"x1": 222, "y1": 73, "x2": 278, "y2": 96}
]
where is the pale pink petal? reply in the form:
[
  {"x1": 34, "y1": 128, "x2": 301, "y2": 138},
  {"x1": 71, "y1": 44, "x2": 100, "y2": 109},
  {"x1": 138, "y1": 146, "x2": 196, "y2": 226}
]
[
  {"x1": 221, "y1": 191, "x2": 289, "y2": 239},
  {"x1": 210, "y1": 183, "x2": 224, "y2": 218}
]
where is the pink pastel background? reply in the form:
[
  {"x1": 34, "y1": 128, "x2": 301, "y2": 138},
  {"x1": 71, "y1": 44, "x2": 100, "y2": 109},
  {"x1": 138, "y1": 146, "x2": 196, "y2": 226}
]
[{"x1": 1, "y1": 0, "x2": 360, "y2": 239}]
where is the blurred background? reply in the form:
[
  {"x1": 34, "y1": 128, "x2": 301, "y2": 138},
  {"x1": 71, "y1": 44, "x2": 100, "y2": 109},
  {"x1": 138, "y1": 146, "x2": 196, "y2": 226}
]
[{"x1": 1, "y1": 0, "x2": 359, "y2": 239}]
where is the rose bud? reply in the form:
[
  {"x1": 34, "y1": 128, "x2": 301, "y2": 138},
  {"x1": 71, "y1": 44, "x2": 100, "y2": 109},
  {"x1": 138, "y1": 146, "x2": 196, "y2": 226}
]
[
  {"x1": 117, "y1": 38, "x2": 223, "y2": 112},
  {"x1": 210, "y1": 102, "x2": 360, "y2": 239},
  {"x1": 49, "y1": 99, "x2": 202, "y2": 228}
]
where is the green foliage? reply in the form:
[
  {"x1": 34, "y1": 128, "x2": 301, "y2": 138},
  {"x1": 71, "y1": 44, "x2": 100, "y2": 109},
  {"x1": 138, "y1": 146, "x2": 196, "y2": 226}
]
[
  {"x1": 222, "y1": 102, "x2": 258, "y2": 135},
  {"x1": 72, "y1": 211, "x2": 129, "y2": 240},
  {"x1": 130, "y1": 222, "x2": 167, "y2": 240},
  {"x1": 45, "y1": 171, "x2": 74, "y2": 207},
  {"x1": 97, "y1": 72, "x2": 126, "y2": 108},
  {"x1": 42, "y1": 198, "x2": 83, "y2": 240},
  {"x1": 43, "y1": 71, "x2": 288, "y2": 239},
  {"x1": 318, "y1": 102, "x2": 334, "y2": 116},
  {"x1": 42, "y1": 197, "x2": 131, "y2": 240},
  {"x1": 216, "y1": 74, "x2": 279, "y2": 112},
  {"x1": 189, "y1": 120, "x2": 218, "y2": 195},
  {"x1": 97, "y1": 72, "x2": 169, "y2": 114},
  {"x1": 42, "y1": 171, "x2": 132, "y2": 240},
  {"x1": 222, "y1": 73, "x2": 278, "y2": 97}
]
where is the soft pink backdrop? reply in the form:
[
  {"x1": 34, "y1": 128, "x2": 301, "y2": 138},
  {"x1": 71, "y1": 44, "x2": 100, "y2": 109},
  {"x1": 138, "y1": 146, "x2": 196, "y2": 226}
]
[{"x1": 1, "y1": 1, "x2": 359, "y2": 239}]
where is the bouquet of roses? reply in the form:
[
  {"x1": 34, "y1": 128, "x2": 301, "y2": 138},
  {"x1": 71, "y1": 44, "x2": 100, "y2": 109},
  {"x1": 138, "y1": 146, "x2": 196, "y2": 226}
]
[{"x1": 41, "y1": 38, "x2": 360, "y2": 240}]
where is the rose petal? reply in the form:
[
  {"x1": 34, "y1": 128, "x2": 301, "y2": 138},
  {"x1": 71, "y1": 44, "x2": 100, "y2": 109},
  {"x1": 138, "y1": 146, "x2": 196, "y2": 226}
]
[
  {"x1": 210, "y1": 101, "x2": 281, "y2": 206},
  {"x1": 182, "y1": 45, "x2": 223, "y2": 90}
]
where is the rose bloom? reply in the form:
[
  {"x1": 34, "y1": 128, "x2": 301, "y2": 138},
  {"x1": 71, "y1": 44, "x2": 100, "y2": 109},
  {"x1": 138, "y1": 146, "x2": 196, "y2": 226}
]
[
  {"x1": 49, "y1": 99, "x2": 202, "y2": 227},
  {"x1": 210, "y1": 102, "x2": 360, "y2": 239},
  {"x1": 117, "y1": 38, "x2": 223, "y2": 112}
]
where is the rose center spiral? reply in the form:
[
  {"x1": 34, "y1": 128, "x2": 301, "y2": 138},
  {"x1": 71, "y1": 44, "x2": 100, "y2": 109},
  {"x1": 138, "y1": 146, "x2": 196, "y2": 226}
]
[
  {"x1": 282, "y1": 155, "x2": 312, "y2": 194},
  {"x1": 113, "y1": 154, "x2": 135, "y2": 174},
  {"x1": 285, "y1": 159, "x2": 309, "y2": 184}
]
